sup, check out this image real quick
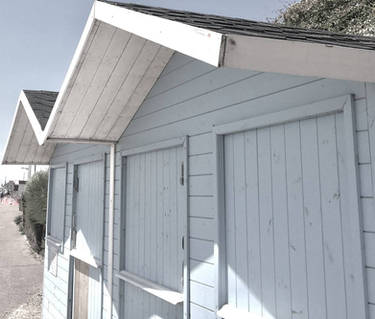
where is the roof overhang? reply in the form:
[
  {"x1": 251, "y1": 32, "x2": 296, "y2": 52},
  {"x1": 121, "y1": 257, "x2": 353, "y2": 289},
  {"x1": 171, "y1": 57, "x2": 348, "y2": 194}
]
[
  {"x1": 4, "y1": 0, "x2": 375, "y2": 165},
  {"x1": 2, "y1": 91, "x2": 56, "y2": 165},
  {"x1": 40, "y1": 0, "x2": 375, "y2": 145}
]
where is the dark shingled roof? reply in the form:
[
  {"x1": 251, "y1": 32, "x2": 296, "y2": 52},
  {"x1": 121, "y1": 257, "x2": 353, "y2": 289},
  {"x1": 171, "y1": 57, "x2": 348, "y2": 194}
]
[
  {"x1": 100, "y1": 0, "x2": 375, "y2": 51},
  {"x1": 23, "y1": 90, "x2": 58, "y2": 130}
]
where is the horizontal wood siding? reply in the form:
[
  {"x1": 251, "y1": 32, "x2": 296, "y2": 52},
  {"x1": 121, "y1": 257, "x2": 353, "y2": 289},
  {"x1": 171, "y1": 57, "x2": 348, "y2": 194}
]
[
  {"x1": 44, "y1": 52, "x2": 375, "y2": 319},
  {"x1": 115, "y1": 53, "x2": 371, "y2": 318}
]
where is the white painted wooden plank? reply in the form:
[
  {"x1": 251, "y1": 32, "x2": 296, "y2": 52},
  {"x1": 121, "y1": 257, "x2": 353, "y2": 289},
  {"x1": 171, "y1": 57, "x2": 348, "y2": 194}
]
[
  {"x1": 121, "y1": 78, "x2": 365, "y2": 146},
  {"x1": 365, "y1": 232, "x2": 375, "y2": 268},
  {"x1": 79, "y1": 34, "x2": 146, "y2": 139},
  {"x1": 224, "y1": 33, "x2": 375, "y2": 83},
  {"x1": 243, "y1": 130, "x2": 262, "y2": 316},
  {"x1": 215, "y1": 95, "x2": 350, "y2": 136},
  {"x1": 5, "y1": 108, "x2": 28, "y2": 163},
  {"x1": 358, "y1": 130, "x2": 371, "y2": 163},
  {"x1": 95, "y1": 1, "x2": 223, "y2": 67},
  {"x1": 317, "y1": 114, "x2": 346, "y2": 318},
  {"x1": 257, "y1": 127, "x2": 276, "y2": 319},
  {"x1": 94, "y1": 40, "x2": 160, "y2": 140},
  {"x1": 190, "y1": 281, "x2": 215, "y2": 310},
  {"x1": 189, "y1": 175, "x2": 213, "y2": 197},
  {"x1": 53, "y1": 22, "x2": 116, "y2": 136},
  {"x1": 355, "y1": 99, "x2": 368, "y2": 131},
  {"x1": 146, "y1": 59, "x2": 215, "y2": 100},
  {"x1": 190, "y1": 260, "x2": 215, "y2": 287},
  {"x1": 270, "y1": 124, "x2": 292, "y2": 319},
  {"x1": 67, "y1": 29, "x2": 132, "y2": 138},
  {"x1": 190, "y1": 239, "x2": 214, "y2": 264},
  {"x1": 189, "y1": 153, "x2": 213, "y2": 176},
  {"x1": 117, "y1": 271, "x2": 183, "y2": 305},
  {"x1": 367, "y1": 268, "x2": 375, "y2": 304},
  {"x1": 190, "y1": 217, "x2": 215, "y2": 241},
  {"x1": 22, "y1": 137, "x2": 39, "y2": 164},
  {"x1": 106, "y1": 46, "x2": 174, "y2": 140},
  {"x1": 190, "y1": 303, "x2": 216, "y2": 319},
  {"x1": 137, "y1": 67, "x2": 256, "y2": 120},
  {"x1": 284, "y1": 121, "x2": 309, "y2": 319},
  {"x1": 366, "y1": 83, "x2": 375, "y2": 201},
  {"x1": 341, "y1": 97, "x2": 368, "y2": 318},
  {"x1": 159, "y1": 53, "x2": 192, "y2": 78},
  {"x1": 189, "y1": 196, "x2": 214, "y2": 219},
  {"x1": 189, "y1": 133, "x2": 213, "y2": 156},
  {"x1": 300, "y1": 118, "x2": 327, "y2": 319},
  {"x1": 223, "y1": 134, "x2": 237, "y2": 307},
  {"x1": 125, "y1": 73, "x2": 318, "y2": 137},
  {"x1": 363, "y1": 198, "x2": 375, "y2": 232},
  {"x1": 233, "y1": 133, "x2": 250, "y2": 310},
  {"x1": 359, "y1": 164, "x2": 373, "y2": 197},
  {"x1": 16, "y1": 123, "x2": 35, "y2": 163}
]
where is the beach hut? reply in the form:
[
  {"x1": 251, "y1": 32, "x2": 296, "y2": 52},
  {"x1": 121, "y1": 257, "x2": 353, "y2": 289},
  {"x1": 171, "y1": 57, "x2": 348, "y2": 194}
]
[{"x1": 3, "y1": 1, "x2": 375, "y2": 318}]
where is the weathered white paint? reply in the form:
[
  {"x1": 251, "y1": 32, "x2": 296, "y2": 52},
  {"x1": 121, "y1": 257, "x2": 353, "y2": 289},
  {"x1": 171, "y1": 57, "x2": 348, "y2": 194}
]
[
  {"x1": 218, "y1": 96, "x2": 367, "y2": 318},
  {"x1": 72, "y1": 159, "x2": 105, "y2": 263},
  {"x1": 120, "y1": 143, "x2": 186, "y2": 318},
  {"x1": 42, "y1": 53, "x2": 375, "y2": 319},
  {"x1": 94, "y1": 1, "x2": 223, "y2": 67},
  {"x1": 2, "y1": 91, "x2": 56, "y2": 165},
  {"x1": 117, "y1": 270, "x2": 183, "y2": 305},
  {"x1": 47, "y1": 165, "x2": 67, "y2": 244}
]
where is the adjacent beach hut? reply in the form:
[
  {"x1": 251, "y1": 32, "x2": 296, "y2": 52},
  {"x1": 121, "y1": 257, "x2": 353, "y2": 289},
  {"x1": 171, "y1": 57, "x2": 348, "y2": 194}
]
[{"x1": 3, "y1": 1, "x2": 375, "y2": 318}]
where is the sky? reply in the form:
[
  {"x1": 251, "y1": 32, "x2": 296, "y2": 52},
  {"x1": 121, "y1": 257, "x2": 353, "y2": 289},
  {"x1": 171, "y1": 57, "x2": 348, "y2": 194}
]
[{"x1": 0, "y1": 0, "x2": 294, "y2": 183}]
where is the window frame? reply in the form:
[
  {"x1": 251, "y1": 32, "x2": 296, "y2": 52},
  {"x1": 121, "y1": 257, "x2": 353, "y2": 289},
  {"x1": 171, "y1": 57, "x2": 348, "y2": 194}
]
[{"x1": 46, "y1": 162, "x2": 68, "y2": 254}]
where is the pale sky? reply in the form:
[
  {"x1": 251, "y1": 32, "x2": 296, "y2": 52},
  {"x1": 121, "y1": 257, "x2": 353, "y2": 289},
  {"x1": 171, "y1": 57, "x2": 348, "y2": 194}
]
[{"x1": 0, "y1": 0, "x2": 295, "y2": 183}]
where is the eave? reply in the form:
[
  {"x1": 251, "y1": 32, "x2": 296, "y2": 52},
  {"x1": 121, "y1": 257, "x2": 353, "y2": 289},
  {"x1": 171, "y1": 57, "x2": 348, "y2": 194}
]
[{"x1": 3, "y1": 0, "x2": 375, "y2": 165}]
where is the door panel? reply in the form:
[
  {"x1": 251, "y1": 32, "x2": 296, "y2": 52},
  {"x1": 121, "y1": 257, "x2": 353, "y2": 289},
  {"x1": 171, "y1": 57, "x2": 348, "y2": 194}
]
[
  {"x1": 74, "y1": 160, "x2": 104, "y2": 261},
  {"x1": 72, "y1": 259, "x2": 102, "y2": 319},
  {"x1": 121, "y1": 145, "x2": 185, "y2": 319},
  {"x1": 74, "y1": 259, "x2": 89, "y2": 319},
  {"x1": 223, "y1": 112, "x2": 364, "y2": 318},
  {"x1": 48, "y1": 166, "x2": 66, "y2": 241}
]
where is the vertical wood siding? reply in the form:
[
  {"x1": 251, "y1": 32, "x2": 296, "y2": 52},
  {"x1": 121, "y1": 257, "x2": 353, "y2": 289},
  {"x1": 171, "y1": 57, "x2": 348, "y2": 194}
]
[
  {"x1": 223, "y1": 112, "x2": 363, "y2": 318},
  {"x1": 120, "y1": 146, "x2": 184, "y2": 318},
  {"x1": 44, "y1": 52, "x2": 375, "y2": 319},
  {"x1": 75, "y1": 160, "x2": 105, "y2": 261}
]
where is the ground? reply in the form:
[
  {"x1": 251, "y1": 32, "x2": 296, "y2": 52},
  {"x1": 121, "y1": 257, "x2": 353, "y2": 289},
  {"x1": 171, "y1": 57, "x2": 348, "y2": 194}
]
[{"x1": 0, "y1": 203, "x2": 43, "y2": 318}]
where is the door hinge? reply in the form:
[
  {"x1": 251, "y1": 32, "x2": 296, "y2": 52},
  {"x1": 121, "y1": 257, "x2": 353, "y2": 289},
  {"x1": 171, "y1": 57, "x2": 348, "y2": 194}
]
[
  {"x1": 180, "y1": 162, "x2": 184, "y2": 186},
  {"x1": 73, "y1": 176, "x2": 79, "y2": 192}
]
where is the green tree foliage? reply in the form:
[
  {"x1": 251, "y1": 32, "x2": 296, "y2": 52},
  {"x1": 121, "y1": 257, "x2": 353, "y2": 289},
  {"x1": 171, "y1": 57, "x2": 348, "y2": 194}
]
[
  {"x1": 277, "y1": 0, "x2": 375, "y2": 36},
  {"x1": 24, "y1": 171, "x2": 48, "y2": 225},
  {"x1": 23, "y1": 171, "x2": 48, "y2": 252}
]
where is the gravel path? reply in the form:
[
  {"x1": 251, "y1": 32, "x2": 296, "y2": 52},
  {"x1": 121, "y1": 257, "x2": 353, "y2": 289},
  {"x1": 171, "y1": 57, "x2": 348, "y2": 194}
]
[
  {"x1": 2, "y1": 291, "x2": 42, "y2": 319},
  {"x1": 0, "y1": 204, "x2": 43, "y2": 318}
]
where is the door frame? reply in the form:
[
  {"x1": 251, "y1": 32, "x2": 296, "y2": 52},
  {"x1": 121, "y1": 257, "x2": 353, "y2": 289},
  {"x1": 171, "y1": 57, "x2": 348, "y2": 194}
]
[
  {"x1": 212, "y1": 94, "x2": 368, "y2": 318},
  {"x1": 118, "y1": 136, "x2": 190, "y2": 318}
]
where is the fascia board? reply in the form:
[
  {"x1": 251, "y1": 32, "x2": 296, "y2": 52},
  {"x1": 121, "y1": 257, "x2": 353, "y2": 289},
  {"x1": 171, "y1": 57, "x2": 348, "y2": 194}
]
[
  {"x1": 94, "y1": 0, "x2": 224, "y2": 67},
  {"x1": 223, "y1": 34, "x2": 375, "y2": 83}
]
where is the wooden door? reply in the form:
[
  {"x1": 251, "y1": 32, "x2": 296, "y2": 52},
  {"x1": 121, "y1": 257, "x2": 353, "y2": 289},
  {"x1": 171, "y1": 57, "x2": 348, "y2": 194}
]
[
  {"x1": 121, "y1": 145, "x2": 185, "y2": 318},
  {"x1": 223, "y1": 110, "x2": 366, "y2": 318},
  {"x1": 73, "y1": 160, "x2": 104, "y2": 261},
  {"x1": 73, "y1": 259, "x2": 89, "y2": 319}
]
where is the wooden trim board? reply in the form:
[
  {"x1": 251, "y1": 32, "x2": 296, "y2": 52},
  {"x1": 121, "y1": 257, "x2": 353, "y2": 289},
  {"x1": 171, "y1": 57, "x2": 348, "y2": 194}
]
[{"x1": 116, "y1": 270, "x2": 184, "y2": 305}]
